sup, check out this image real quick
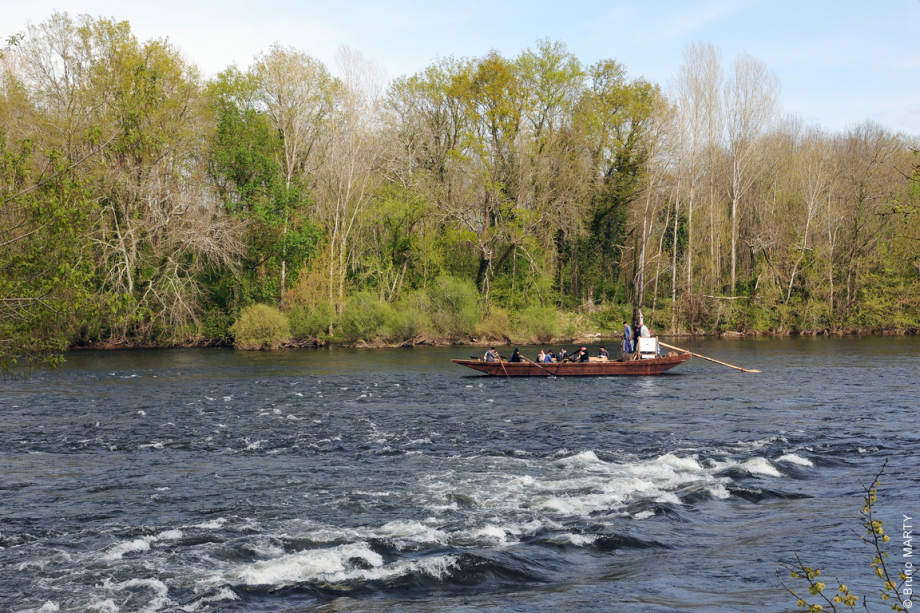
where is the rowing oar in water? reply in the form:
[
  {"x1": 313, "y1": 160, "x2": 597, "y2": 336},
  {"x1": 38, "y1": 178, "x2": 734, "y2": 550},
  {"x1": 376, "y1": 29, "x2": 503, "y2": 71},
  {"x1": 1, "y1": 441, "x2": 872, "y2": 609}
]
[
  {"x1": 658, "y1": 341, "x2": 761, "y2": 373},
  {"x1": 495, "y1": 355, "x2": 511, "y2": 379},
  {"x1": 470, "y1": 354, "x2": 510, "y2": 378}
]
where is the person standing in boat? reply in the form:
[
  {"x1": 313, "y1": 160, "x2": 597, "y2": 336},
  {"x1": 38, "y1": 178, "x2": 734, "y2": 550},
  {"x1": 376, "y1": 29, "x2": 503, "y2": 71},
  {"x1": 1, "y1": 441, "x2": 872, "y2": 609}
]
[
  {"x1": 509, "y1": 348, "x2": 523, "y2": 362},
  {"x1": 622, "y1": 322, "x2": 633, "y2": 353},
  {"x1": 639, "y1": 322, "x2": 650, "y2": 338},
  {"x1": 484, "y1": 347, "x2": 499, "y2": 362}
]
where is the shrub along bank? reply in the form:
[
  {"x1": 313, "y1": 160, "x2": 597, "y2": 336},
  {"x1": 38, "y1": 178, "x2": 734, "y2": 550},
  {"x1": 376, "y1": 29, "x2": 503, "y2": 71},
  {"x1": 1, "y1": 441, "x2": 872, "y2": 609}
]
[{"x1": 223, "y1": 275, "x2": 920, "y2": 350}]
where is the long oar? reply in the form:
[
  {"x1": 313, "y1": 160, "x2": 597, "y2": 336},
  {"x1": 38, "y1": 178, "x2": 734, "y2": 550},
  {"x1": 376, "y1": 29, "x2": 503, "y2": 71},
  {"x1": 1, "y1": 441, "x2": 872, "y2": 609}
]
[
  {"x1": 658, "y1": 341, "x2": 761, "y2": 373},
  {"x1": 520, "y1": 355, "x2": 556, "y2": 377},
  {"x1": 495, "y1": 354, "x2": 511, "y2": 379},
  {"x1": 471, "y1": 354, "x2": 509, "y2": 378}
]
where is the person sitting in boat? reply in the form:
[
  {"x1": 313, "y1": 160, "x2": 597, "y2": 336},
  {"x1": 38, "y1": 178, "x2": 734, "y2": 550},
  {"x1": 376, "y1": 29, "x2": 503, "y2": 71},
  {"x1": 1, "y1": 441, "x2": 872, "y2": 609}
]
[
  {"x1": 578, "y1": 346, "x2": 590, "y2": 362},
  {"x1": 543, "y1": 351, "x2": 555, "y2": 363},
  {"x1": 484, "y1": 347, "x2": 499, "y2": 362},
  {"x1": 598, "y1": 347, "x2": 609, "y2": 359},
  {"x1": 622, "y1": 321, "x2": 633, "y2": 353},
  {"x1": 537, "y1": 350, "x2": 546, "y2": 363},
  {"x1": 509, "y1": 348, "x2": 523, "y2": 363},
  {"x1": 557, "y1": 348, "x2": 568, "y2": 362}
]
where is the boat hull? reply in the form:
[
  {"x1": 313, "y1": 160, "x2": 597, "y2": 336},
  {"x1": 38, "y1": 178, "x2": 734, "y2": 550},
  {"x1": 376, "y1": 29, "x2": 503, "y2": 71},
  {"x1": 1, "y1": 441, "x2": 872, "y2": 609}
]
[{"x1": 451, "y1": 353, "x2": 691, "y2": 376}]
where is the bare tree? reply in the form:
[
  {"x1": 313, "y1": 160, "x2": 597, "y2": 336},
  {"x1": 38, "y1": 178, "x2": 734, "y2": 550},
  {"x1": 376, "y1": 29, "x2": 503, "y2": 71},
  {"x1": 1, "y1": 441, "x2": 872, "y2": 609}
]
[
  {"x1": 724, "y1": 53, "x2": 780, "y2": 295},
  {"x1": 315, "y1": 46, "x2": 388, "y2": 324},
  {"x1": 635, "y1": 94, "x2": 674, "y2": 312},
  {"x1": 785, "y1": 126, "x2": 832, "y2": 304},
  {"x1": 674, "y1": 42, "x2": 723, "y2": 305}
]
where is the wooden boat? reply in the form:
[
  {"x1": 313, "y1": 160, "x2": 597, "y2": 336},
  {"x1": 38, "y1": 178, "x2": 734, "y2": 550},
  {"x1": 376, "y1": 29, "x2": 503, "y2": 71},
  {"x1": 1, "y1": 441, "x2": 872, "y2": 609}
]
[{"x1": 452, "y1": 351, "x2": 691, "y2": 377}]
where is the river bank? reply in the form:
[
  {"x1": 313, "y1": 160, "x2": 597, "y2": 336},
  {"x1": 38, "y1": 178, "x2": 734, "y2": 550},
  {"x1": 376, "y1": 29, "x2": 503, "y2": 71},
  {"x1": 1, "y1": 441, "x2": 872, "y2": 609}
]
[{"x1": 68, "y1": 325, "x2": 919, "y2": 352}]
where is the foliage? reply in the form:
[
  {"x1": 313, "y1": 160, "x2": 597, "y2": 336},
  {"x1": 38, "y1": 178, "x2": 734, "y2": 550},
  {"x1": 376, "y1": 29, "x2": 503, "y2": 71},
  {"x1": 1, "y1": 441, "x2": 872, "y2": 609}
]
[
  {"x1": 513, "y1": 305, "x2": 559, "y2": 343},
  {"x1": 200, "y1": 307, "x2": 235, "y2": 344},
  {"x1": 427, "y1": 275, "x2": 481, "y2": 338},
  {"x1": 0, "y1": 133, "x2": 96, "y2": 373},
  {"x1": 338, "y1": 291, "x2": 397, "y2": 341},
  {"x1": 287, "y1": 300, "x2": 335, "y2": 340},
  {"x1": 230, "y1": 304, "x2": 290, "y2": 350},
  {"x1": 587, "y1": 303, "x2": 633, "y2": 334},
  {"x1": 389, "y1": 290, "x2": 434, "y2": 341},
  {"x1": 475, "y1": 307, "x2": 512, "y2": 342},
  {"x1": 2, "y1": 14, "x2": 920, "y2": 356}
]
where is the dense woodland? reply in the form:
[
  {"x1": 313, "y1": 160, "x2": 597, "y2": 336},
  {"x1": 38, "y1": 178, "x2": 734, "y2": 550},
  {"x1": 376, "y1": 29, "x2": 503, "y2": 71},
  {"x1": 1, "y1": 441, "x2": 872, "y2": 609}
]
[{"x1": 2, "y1": 14, "x2": 920, "y2": 366}]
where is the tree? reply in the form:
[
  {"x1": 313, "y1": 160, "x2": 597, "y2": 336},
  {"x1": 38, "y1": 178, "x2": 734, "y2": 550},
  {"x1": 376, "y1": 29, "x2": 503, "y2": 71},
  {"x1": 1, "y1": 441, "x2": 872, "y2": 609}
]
[
  {"x1": 208, "y1": 65, "x2": 320, "y2": 313},
  {"x1": 14, "y1": 13, "x2": 243, "y2": 344},
  {"x1": 785, "y1": 126, "x2": 833, "y2": 305},
  {"x1": 314, "y1": 46, "x2": 387, "y2": 324},
  {"x1": 253, "y1": 44, "x2": 331, "y2": 307},
  {"x1": 0, "y1": 134, "x2": 96, "y2": 372},
  {"x1": 575, "y1": 59, "x2": 658, "y2": 305},
  {"x1": 633, "y1": 93, "x2": 674, "y2": 315},
  {"x1": 724, "y1": 53, "x2": 780, "y2": 295},
  {"x1": 673, "y1": 41, "x2": 723, "y2": 317}
]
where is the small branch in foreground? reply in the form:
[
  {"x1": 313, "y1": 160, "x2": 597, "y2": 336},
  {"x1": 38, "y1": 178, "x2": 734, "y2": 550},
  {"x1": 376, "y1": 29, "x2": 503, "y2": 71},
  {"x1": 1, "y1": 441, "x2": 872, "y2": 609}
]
[{"x1": 777, "y1": 459, "x2": 910, "y2": 612}]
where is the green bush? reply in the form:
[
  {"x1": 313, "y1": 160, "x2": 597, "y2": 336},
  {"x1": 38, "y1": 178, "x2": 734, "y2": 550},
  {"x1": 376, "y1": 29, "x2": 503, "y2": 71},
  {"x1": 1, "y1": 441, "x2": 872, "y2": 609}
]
[
  {"x1": 230, "y1": 304, "x2": 291, "y2": 350},
  {"x1": 339, "y1": 292, "x2": 397, "y2": 341},
  {"x1": 427, "y1": 275, "x2": 481, "y2": 338},
  {"x1": 201, "y1": 307, "x2": 235, "y2": 344},
  {"x1": 513, "y1": 305, "x2": 558, "y2": 343},
  {"x1": 390, "y1": 291, "x2": 434, "y2": 341},
  {"x1": 287, "y1": 300, "x2": 335, "y2": 339},
  {"x1": 588, "y1": 304, "x2": 631, "y2": 334},
  {"x1": 475, "y1": 307, "x2": 511, "y2": 342}
]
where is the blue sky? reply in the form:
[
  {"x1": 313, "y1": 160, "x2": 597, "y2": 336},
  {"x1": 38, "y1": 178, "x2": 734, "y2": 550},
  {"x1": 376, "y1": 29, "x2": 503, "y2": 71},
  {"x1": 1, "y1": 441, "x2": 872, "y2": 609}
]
[{"x1": 4, "y1": 1, "x2": 920, "y2": 133}]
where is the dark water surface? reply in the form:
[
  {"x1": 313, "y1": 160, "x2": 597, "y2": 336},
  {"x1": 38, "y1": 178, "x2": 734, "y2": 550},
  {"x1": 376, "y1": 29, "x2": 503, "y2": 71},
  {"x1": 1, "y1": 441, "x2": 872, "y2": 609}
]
[{"x1": 2, "y1": 337, "x2": 918, "y2": 612}]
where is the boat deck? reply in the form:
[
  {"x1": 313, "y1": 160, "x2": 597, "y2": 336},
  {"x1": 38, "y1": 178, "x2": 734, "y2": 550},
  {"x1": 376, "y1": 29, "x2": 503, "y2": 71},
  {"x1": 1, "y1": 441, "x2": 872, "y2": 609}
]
[{"x1": 451, "y1": 353, "x2": 691, "y2": 376}]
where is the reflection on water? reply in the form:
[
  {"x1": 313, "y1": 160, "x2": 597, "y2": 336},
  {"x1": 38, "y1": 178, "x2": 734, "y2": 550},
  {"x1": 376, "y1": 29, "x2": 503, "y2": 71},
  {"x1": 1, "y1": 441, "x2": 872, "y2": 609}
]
[{"x1": 1, "y1": 337, "x2": 918, "y2": 612}]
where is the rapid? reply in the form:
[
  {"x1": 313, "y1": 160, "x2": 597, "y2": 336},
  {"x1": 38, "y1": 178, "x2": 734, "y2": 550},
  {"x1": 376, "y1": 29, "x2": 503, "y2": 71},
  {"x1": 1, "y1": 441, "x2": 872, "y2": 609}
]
[{"x1": 1, "y1": 336, "x2": 918, "y2": 612}]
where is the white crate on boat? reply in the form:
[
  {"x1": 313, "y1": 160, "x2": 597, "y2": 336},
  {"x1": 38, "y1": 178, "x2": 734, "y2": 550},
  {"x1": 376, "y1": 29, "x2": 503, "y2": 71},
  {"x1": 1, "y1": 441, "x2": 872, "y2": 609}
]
[{"x1": 638, "y1": 337, "x2": 658, "y2": 359}]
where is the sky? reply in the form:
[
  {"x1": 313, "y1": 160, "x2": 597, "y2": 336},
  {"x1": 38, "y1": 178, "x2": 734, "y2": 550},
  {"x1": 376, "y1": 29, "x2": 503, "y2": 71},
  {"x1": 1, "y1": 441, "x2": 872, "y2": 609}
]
[{"x1": 4, "y1": 0, "x2": 920, "y2": 134}]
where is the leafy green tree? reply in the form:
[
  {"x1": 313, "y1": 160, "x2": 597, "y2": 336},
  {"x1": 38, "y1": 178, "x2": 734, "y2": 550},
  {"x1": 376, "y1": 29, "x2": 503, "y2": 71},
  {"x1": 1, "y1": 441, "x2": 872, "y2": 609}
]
[
  {"x1": 563, "y1": 60, "x2": 658, "y2": 305},
  {"x1": 0, "y1": 134, "x2": 96, "y2": 372},
  {"x1": 207, "y1": 66, "x2": 321, "y2": 312}
]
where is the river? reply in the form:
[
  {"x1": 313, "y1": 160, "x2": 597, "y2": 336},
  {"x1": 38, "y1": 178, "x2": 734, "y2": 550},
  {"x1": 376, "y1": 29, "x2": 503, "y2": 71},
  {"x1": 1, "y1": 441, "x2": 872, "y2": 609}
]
[{"x1": 1, "y1": 336, "x2": 918, "y2": 612}]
